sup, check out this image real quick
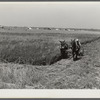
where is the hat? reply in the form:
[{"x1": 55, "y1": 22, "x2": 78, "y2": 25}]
[{"x1": 76, "y1": 39, "x2": 79, "y2": 41}]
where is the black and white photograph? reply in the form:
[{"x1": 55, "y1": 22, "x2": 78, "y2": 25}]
[{"x1": 0, "y1": 2, "x2": 100, "y2": 92}]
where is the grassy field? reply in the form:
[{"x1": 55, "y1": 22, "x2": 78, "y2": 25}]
[
  {"x1": 0, "y1": 27, "x2": 100, "y2": 88},
  {"x1": 0, "y1": 27, "x2": 100, "y2": 66}
]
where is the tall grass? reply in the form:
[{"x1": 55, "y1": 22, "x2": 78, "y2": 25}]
[
  {"x1": 0, "y1": 37, "x2": 61, "y2": 65},
  {"x1": 0, "y1": 31, "x2": 99, "y2": 65},
  {"x1": 0, "y1": 63, "x2": 48, "y2": 89}
]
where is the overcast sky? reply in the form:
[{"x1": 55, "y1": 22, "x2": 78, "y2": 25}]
[{"x1": 0, "y1": 2, "x2": 100, "y2": 29}]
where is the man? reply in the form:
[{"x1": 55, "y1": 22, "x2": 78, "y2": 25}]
[
  {"x1": 71, "y1": 38, "x2": 82, "y2": 60},
  {"x1": 59, "y1": 40, "x2": 68, "y2": 58},
  {"x1": 75, "y1": 38, "x2": 81, "y2": 55}
]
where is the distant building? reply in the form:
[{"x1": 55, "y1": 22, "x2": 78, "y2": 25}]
[
  {"x1": 67, "y1": 29, "x2": 70, "y2": 31},
  {"x1": 28, "y1": 27, "x2": 32, "y2": 30},
  {"x1": 56, "y1": 28, "x2": 59, "y2": 30},
  {"x1": 36, "y1": 28, "x2": 39, "y2": 30},
  {"x1": 0, "y1": 25, "x2": 4, "y2": 29}
]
